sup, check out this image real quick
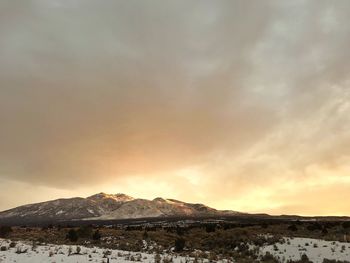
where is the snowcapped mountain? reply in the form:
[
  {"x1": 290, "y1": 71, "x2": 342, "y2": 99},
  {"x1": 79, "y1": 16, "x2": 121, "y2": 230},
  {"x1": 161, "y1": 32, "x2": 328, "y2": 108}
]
[{"x1": 0, "y1": 193, "x2": 238, "y2": 222}]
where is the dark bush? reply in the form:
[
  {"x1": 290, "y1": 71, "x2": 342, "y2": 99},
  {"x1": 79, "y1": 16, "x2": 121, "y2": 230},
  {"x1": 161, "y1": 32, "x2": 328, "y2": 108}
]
[
  {"x1": 261, "y1": 223, "x2": 269, "y2": 229},
  {"x1": 300, "y1": 254, "x2": 312, "y2": 263},
  {"x1": 296, "y1": 220, "x2": 303, "y2": 225},
  {"x1": 66, "y1": 229, "x2": 79, "y2": 242},
  {"x1": 174, "y1": 237, "x2": 186, "y2": 252},
  {"x1": 0, "y1": 226, "x2": 12, "y2": 238},
  {"x1": 176, "y1": 226, "x2": 184, "y2": 236},
  {"x1": 77, "y1": 225, "x2": 93, "y2": 238},
  {"x1": 261, "y1": 252, "x2": 279, "y2": 263},
  {"x1": 307, "y1": 222, "x2": 322, "y2": 231},
  {"x1": 9, "y1": 242, "x2": 16, "y2": 248},
  {"x1": 142, "y1": 230, "x2": 148, "y2": 239},
  {"x1": 205, "y1": 224, "x2": 216, "y2": 233},
  {"x1": 342, "y1": 221, "x2": 350, "y2": 229},
  {"x1": 288, "y1": 224, "x2": 298, "y2": 231},
  {"x1": 92, "y1": 230, "x2": 101, "y2": 241}
]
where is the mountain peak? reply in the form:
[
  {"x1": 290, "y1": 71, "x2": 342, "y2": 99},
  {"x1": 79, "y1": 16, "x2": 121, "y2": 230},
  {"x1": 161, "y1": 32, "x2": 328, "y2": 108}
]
[
  {"x1": 153, "y1": 197, "x2": 166, "y2": 202},
  {"x1": 87, "y1": 193, "x2": 134, "y2": 202}
]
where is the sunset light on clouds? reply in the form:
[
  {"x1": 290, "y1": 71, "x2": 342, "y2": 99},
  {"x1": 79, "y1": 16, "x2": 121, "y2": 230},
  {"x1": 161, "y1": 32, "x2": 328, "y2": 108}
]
[{"x1": 1, "y1": 0, "x2": 350, "y2": 216}]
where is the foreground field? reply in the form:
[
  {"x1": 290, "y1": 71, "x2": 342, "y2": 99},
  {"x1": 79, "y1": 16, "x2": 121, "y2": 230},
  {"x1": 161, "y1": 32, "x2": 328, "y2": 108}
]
[
  {"x1": 1, "y1": 219, "x2": 350, "y2": 262},
  {"x1": 1, "y1": 237, "x2": 350, "y2": 262}
]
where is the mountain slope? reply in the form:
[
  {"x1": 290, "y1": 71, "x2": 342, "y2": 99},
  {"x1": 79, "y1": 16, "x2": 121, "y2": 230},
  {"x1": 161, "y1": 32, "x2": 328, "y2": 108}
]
[
  {"x1": 92, "y1": 197, "x2": 219, "y2": 220},
  {"x1": 0, "y1": 193, "x2": 238, "y2": 222}
]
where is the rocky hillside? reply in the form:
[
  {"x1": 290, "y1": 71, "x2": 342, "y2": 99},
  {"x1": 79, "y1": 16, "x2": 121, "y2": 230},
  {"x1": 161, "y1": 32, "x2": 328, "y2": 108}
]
[{"x1": 0, "y1": 193, "x2": 238, "y2": 222}]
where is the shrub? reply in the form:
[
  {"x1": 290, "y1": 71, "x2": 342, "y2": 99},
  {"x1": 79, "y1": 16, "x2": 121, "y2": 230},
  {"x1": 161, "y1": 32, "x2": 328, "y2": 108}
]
[
  {"x1": 66, "y1": 229, "x2": 78, "y2": 242},
  {"x1": 76, "y1": 246, "x2": 81, "y2": 254},
  {"x1": 261, "y1": 223, "x2": 269, "y2": 229},
  {"x1": 36, "y1": 237, "x2": 45, "y2": 244},
  {"x1": 142, "y1": 230, "x2": 149, "y2": 239},
  {"x1": 205, "y1": 224, "x2": 216, "y2": 233},
  {"x1": 288, "y1": 224, "x2": 298, "y2": 231},
  {"x1": 0, "y1": 226, "x2": 12, "y2": 238},
  {"x1": 300, "y1": 254, "x2": 312, "y2": 263},
  {"x1": 342, "y1": 221, "x2": 350, "y2": 229},
  {"x1": 15, "y1": 247, "x2": 28, "y2": 254},
  {"x1": 174, "y1": 237, "x2": 186, "y2": 252},
  {"x1": 9, "y1": 242, "x2": 16, "y2": 248},
  {"x1": 0, "y1": 246, "x2": 7, "y2": 251},
  {"x1": 261, "y1": 252, "x2": 279, "y2": 263},
  {"x1": 92, "y1": 230, "x2": 101, "y2": 241},
  {"x1": 307, "y1": 222, "x2": 322, "y2": 231},
  {"x1": 176, "y1": 227, "x2": 184, "y2": 236},
  {"x1": 77, "y1": 225, "x2": 93, "y2": 238}
]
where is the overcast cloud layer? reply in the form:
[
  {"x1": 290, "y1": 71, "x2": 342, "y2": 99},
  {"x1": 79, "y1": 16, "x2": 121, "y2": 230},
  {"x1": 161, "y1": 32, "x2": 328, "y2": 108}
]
[{"x1": 1, "y1": 0, "x2": 350, "y2": 215}]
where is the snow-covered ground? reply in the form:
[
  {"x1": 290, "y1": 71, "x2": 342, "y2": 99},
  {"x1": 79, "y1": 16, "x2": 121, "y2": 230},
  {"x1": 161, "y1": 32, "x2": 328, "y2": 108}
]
[
  {"x1": 2, "y1": 237, "x2": 350, "y2": 262},
  {"x1": 0, "y1": 239, "x2": 203, "y2": 263},
  {"x1": 259, "y1": 237, "x2": 350, "y2": 263}
]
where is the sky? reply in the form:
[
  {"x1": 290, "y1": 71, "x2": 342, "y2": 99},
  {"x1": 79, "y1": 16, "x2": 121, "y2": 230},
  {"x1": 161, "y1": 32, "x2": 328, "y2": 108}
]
[{"x1": 0, "y1": 0, "x2": 350, "y2": 216}]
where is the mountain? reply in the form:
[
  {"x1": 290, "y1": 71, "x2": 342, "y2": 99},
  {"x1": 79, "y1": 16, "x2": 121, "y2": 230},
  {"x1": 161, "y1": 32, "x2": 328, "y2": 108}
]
[{"x1": 0, "y1": 193, "x2": 239, "y2": 223}]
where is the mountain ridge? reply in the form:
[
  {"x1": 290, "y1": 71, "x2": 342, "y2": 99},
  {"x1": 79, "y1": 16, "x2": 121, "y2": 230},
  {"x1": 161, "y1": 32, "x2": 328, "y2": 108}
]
[{"x1": 0, "y1": 192, "x2": 240, "y2": 222}]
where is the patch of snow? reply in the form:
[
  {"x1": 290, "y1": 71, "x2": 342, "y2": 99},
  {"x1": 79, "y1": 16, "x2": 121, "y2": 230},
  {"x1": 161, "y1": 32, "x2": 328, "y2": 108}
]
[
  {"x1": 56, "y1": 210, "x2": 64, "y2": 215},
  {"x1": 87, "y1": 209, "x2": 95, "y2": 214},
  {"x1": 259, "y1": 237, "x2": 350, "y2": 263}
]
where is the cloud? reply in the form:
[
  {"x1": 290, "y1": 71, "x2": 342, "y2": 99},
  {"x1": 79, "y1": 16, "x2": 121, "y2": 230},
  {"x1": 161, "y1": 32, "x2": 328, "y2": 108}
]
[{"x1": 0, "y1": 0, "x2": 350, "y2": 214}]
